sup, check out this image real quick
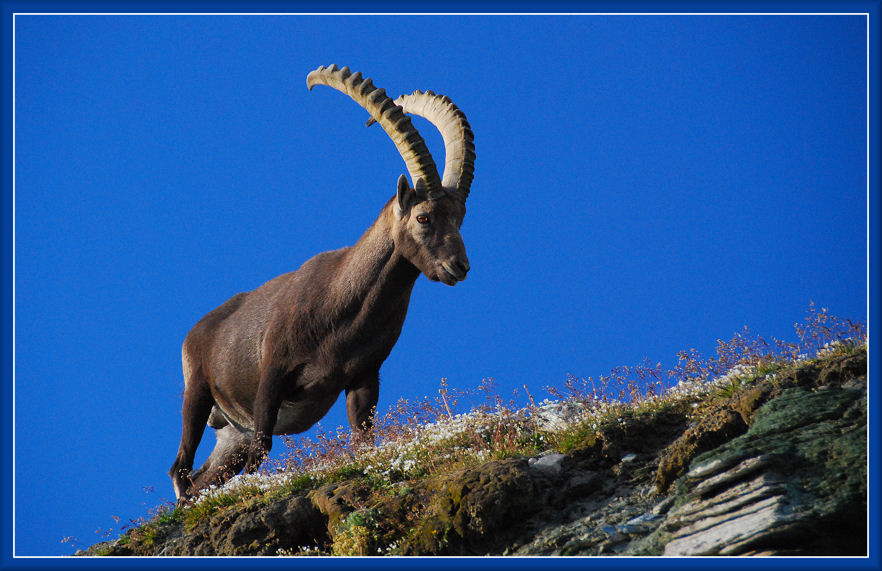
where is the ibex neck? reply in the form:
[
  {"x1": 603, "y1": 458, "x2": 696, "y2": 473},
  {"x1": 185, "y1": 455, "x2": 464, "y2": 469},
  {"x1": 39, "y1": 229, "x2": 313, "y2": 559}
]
[{"x1": 333, "y1": 201, "x2": 419, "y2": 309}]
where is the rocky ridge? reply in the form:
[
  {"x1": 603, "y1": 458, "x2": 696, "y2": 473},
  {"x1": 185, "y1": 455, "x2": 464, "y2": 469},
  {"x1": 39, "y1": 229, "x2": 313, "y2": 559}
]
[{"x1": 79, "y1": 347, "x2": 867, "y2": 557}]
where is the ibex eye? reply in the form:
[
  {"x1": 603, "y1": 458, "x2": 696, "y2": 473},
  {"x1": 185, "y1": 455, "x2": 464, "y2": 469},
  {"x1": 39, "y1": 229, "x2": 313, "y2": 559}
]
[{"x1": 416, "y1": 214, "x2": 430, "y2": 224}]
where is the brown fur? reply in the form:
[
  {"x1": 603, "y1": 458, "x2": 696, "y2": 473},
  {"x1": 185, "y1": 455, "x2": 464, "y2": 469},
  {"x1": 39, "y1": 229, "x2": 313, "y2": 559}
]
[{"x1": 169, "y1": 182, "x2": 469, "y2": 501}]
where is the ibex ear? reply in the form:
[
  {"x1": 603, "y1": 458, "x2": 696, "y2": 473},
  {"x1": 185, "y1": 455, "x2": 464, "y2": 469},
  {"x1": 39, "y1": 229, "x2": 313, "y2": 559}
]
[{"x1": 396, "y1": 174, "x2": 415, "y2": 216}]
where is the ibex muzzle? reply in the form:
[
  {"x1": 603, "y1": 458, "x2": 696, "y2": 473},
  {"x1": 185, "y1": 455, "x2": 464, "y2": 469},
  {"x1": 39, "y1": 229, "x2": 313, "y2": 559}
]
[{"x1": 169, "y1": 65, "x2": 475, "y2": 501}]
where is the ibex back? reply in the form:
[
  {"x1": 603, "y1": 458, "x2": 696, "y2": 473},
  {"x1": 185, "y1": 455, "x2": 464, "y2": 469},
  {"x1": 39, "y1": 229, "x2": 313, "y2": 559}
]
[{"x1": 169, "y1": 65, "x2": 475, "y2": 501}]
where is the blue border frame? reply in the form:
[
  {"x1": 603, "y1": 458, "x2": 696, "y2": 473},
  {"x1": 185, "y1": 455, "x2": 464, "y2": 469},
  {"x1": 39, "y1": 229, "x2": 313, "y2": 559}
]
[{"x1": 2, "y1": 1, "x2": 879, "y2": 569}]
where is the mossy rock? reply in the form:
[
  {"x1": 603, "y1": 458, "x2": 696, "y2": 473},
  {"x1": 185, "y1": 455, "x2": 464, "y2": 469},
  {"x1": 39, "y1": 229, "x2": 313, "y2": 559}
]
[
  {"x1": 655, "y1": 407, "x2": 748, "y2": 493},
  {"x1": 692, "y1": 386, "x2": 867, "y2": 508},
  {"x1": 401, "y1": 458, "x2": 540, "y2": 555},
  {"x1": 671, "y1": 386, "x2": 867, "y2": 555},
  {"x1": 655, "y1": 349, "x2": 867, "y2": 494},
  {"x1": 309, "y1": 482, "x2": 360, "y2": 533}
]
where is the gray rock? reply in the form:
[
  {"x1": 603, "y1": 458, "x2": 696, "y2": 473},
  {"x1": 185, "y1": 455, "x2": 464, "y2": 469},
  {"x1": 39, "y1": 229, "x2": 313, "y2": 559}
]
[
  {"x1": 665, "y1": 494, "x2": 791, "y2": 556},
  {"x1": 528, "y1": 453, "x2": 565, "y2": 474},
  {"x1": 687, "y1": 455, "x2": 776, "y2": 498},
  {"x1": 685, "y1": 454, "x2": 745, "y2": 480},
  {"x1": 533, "y1": 402, "x2": 588, "y2": 432},
  {"x1": 623, "y1": 512, "x2": 661, "y2": 532},
  {"x1": 665, "y1": 472, "x2": 786, "y2": 529},
  {"x1": 562, "y1": 470, "x2": 601, "y2": 496},
  {"x1": 600, "y1": 525, "x2": 626, "y2": 544},
  {"x1": 651, "y1": 497, "x2": 675, "y2": 516}
]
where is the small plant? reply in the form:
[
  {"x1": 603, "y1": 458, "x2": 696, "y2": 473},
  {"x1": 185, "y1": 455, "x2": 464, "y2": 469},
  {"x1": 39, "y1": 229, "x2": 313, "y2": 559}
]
[
  {"x1": 184, "y1": 490, "x2": 242, "y2": 528},
  {"x1": 277, "y1": 544, "x2": 328, "y2": 556},
  {"x1": 332, "y1": 510, "x2": 379, "y2": 556}
]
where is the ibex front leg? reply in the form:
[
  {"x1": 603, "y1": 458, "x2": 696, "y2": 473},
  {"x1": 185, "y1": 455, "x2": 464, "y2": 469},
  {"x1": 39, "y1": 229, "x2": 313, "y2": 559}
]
[
  {"x1": 346, "y1": 369, "x2": 380, "y2": 447},
  {"x1": 244, "y1": 364, "x2": 288, "y2": 474}
]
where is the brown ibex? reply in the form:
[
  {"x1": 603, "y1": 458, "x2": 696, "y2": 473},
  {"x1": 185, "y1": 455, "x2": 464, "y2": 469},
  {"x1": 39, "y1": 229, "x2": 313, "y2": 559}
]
[{"x1": 169, "y1": 65, "x2": 475, "y2": 501}]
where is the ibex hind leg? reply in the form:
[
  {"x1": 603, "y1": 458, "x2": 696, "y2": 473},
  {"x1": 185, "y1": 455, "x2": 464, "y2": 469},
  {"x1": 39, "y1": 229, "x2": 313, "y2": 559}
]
[
  {"x1": 187, "y1": 423, "x2": 251, "y2": 496},
  {"x1": 169, "y1": 346, "x2": 214, "y2": 501}
]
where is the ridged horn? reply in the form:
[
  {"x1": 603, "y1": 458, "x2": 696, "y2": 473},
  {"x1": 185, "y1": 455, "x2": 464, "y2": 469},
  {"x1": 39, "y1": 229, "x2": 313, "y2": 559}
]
[
  {"x1": 306, "y1": 65, "x2": 444, "y2": 199},
  {"x1": 388, "y1": 90, "x2": 475, "y2": 204}
]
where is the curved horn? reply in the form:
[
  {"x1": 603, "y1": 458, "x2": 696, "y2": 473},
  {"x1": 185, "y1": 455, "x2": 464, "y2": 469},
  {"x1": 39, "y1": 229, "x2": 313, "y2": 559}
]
[
  {"x1": 306, "y1": 65, "x2": 444, "y2": 199},
  {"x1": 389, "y1": 90, "x2": 475, "y2": 204}
]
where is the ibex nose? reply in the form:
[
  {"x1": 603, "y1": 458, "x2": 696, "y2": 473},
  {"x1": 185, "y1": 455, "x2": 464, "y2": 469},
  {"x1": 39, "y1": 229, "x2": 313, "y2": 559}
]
[
  {"x1": 450, "y1": 259, "x2": 470, "y2": 280},
  {"x1": 439, "y1": 258, "x2": 470, "y2": 283}
]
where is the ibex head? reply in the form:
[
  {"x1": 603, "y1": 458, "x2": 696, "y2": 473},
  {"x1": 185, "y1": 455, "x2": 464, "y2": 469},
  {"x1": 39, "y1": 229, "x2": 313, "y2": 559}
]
[{"x1": 307, "y1": 65, "x2": 475, "y2": 285}]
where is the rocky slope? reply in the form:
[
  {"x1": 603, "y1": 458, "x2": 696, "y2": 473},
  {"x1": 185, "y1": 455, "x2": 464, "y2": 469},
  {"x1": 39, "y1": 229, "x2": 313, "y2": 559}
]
[{"x1": 79, "y1": 348, "x2": 867, "y2": 557}]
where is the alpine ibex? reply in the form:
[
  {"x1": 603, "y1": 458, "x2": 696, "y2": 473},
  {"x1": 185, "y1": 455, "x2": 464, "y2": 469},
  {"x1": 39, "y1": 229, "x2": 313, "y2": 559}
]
[{"x1": 169, "y1": 65, "x2": 475, "y2": 501}]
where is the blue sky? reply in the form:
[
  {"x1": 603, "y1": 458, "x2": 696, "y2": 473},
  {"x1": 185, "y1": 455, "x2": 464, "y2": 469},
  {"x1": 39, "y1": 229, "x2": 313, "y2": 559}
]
[{"x1": 11, "y1": 11, "x2": 869, "y2": 557}]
